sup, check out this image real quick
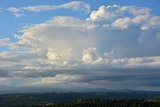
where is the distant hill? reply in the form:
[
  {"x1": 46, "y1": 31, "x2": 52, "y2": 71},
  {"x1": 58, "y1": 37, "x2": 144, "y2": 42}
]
[{"x1": 0, "y1": 85, "x2": 113, "y2": 94}]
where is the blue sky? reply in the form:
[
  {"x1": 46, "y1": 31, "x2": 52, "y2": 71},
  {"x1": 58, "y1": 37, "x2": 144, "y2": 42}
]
[
  {"x1": 0, "y1": 0, "x2": 160, "y2": 38},
  {"x1": 0, "y1": 0, "x2": 160, "y2": 92},
  {"x1": 0, "y1": 0, "x2": 160, "y2": 41}
]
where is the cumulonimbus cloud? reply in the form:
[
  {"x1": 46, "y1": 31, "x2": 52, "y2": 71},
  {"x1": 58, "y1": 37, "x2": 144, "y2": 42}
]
[{"x1": 0, "y1": 4, "x2": 160, "y2": 91}]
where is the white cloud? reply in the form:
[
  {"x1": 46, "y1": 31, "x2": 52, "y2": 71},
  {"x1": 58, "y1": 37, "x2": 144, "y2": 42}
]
[
  {"x1": 7, "y1": 1, "x2": 90, "y2": 17},
  {"x1": 47, "y1": 47, "x2": 72, "y2": 65},
  {"x1": 15, "y1": 16, "x2": 98, "y2": 66},
  {"x1": 0, "y1": 38, "x2": 11, "y2": 46},
  {"x1": 82, "y1": 47, "x2": 101, "y2": 64},
  {"x1": 7, "y1": 7, "x2": 21, "y2": 13},
  {"x1": 104, "y1": 56, "x2": 160, "y2": 68},
  {"x1": 89, "y1": 5, "x2": 120, "y2": 21},
  {"x1": 112, "y1": 17, "x2": 132, "y2": 29},
  {"x1": 59, "y1": 1, "x2": 90, "y2": 12},
  {"x1": 6, "y1": 4, "x2": 160, "y2": 69},
  {"x1": 40, "y1": 74, "x2": 81, "y2": 84},
  {"x1": 88, "y1": 5, "x2": 159, "y2": 30},
  {"x1": 1, "y1": 4, "x2": 160, "y2": 90},
  {"x1": 112, "y1": 15, "x2": 149, "y2": 29},
  {"x1": 120, "y1": 6, "x2": 150, "y2": 15}
]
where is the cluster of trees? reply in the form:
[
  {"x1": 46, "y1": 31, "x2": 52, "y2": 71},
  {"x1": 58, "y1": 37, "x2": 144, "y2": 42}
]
[
  {"x1": 40, "y1": 99, "x2": 160, "y2": 107},
  {"x1": 1, "y1": 99, "x2": 159, "y2": 107},
  {"x1": 0, "y1": 92, "x2": 160, "y2": 107},
  {"x1": 0, "y1": 99, "x2": 160, "y2": 107}
]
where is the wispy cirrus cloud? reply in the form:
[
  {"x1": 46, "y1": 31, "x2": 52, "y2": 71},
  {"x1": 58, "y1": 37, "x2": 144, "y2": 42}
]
[{"x1": 7, "y1": 1, "x2": 90, "y2": 17}]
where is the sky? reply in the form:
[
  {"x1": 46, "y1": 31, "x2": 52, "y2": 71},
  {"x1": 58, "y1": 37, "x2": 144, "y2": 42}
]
[{"x1": 0, "y1": 0, "x2": 160, "y2": 92}]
